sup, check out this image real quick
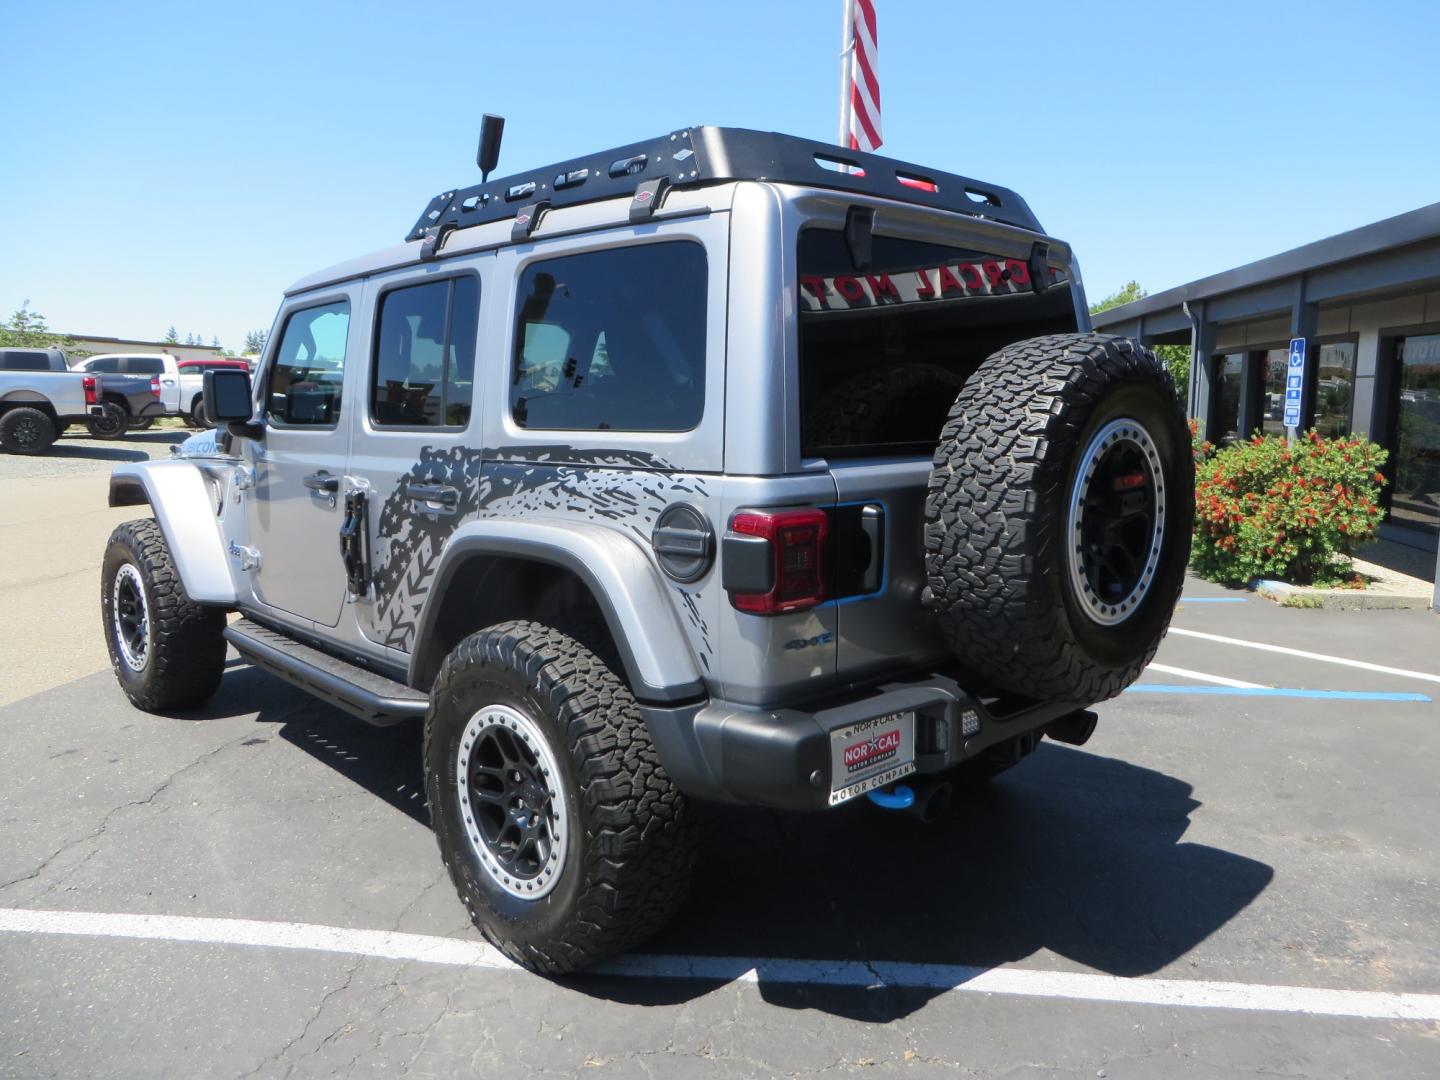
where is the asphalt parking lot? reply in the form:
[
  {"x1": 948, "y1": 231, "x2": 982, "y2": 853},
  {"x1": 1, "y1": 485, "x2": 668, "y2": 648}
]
[{"x1": 3, "y1": 442, "x2": 1440, "y2": 1078}]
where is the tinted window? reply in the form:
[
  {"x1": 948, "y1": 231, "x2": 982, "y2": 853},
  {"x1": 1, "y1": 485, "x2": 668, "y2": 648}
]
[
  {"x1": 125, "y1": 357, "x2": 166, "y2": 375},
  {"x1": 797, "y1": 229, "x2": 1077, "y2": 454},
  {"x1": 266, "y1": 301, "x2": 350, "y2": 426},
  {"x1": 372, "y1": 276, "x2": 478, "y2": 427},
  {"x1": 511, "y1": 243, "x2": 707, "y2": 432},
  {"x1": 86, "y1": 357, "x2": 123, "y2": 373},
  {"x1": 0, "y1": 351, "x2": 53, "y2": 371}
]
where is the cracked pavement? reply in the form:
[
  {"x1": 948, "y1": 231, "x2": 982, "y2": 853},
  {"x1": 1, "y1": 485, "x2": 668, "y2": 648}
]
[{"x1": 2, "y1": 465, "x2": 1440, "y2": 1076}]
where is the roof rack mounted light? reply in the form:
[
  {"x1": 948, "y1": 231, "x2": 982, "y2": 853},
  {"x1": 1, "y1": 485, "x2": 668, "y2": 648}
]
[{"x1": 407, "y1": 127, "x2": 1043, "y2": 258}]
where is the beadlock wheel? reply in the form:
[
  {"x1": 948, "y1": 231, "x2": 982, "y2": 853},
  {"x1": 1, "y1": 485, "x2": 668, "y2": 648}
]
[
  {"x1": 111, "y1": 563, "x2": 150, "y2": 671},
  {"x1": 1065, "y1": 417, "x2": 1166, "y2": 626},
  {"x1": 455, "y1": 703, "x2": 570, "y2": 900}
]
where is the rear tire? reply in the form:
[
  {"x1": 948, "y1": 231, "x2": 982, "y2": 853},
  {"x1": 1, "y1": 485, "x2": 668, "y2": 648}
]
[
  {"x1": 424, "y1": 620, "x2": 696, "y2": 973},
  {"x1": 0, "y1": 407, "x2": 58, "y2": 454},
  {"x1": 189, "y1": 397, "x2": 209, "y2": 429},
  {"x1": 924, "y1": 334, "x2": 1193, "y2": 704},
  {"x1": 101, "y1": 519, "x2": 226, "y2": 711},
  {"x1": 87, "y1": 401, "x2": 128, "y2": 440}
]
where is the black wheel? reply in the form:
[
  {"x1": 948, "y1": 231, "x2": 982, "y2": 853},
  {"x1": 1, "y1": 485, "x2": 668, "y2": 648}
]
[
  {"x1": 87, "y1": 402, "x2": 129, "y2": 440},
  {"x1": 807, "y1": 362, "x2": 963, "y2": 448},
  {"x1": 0, "y1": 407, "x2": 58, "y2": 454},
  {"x1": 189, "y1": 397, "x2": 210, "y2": 428},
  {"x1": 100, "y1": 519, "x2": 226, "y2": 711},
  {"x1": 128, "y1": 416, "x2": 156, "y2": 431},
  {"x1": 925, "y1": 334, "x2": 1194, "y2": 704},
  {"x1": 425, "y1": 620, "x2": 696, "y2": 974}
]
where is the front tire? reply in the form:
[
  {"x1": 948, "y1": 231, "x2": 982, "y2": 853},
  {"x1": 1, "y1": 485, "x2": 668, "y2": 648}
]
[
  {"x1": 424, "y1": 620, "x2": 696, "y2": 973},
  {"x1": 101, "y1": 519, "x2": 226, "y2": 711},
  {"x1": 0, "y1": 407, "x2": 58, "y2": 454}
]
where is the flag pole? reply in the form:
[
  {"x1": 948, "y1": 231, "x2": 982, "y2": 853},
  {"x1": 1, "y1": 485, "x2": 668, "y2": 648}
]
[{"x1": 837, "y1": 0, "x2": 855, "y2": 148}]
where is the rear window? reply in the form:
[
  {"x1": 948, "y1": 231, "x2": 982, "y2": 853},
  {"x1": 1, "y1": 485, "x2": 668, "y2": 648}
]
[
  {"x1": 510, "y1": 242, "x2": 707, "y2": 432},
  {"x1": 798, "y1": 229, "x2": 1078, "y2": 456},
  {"x1": 0, "y1": 350, "x2": 55, "y2": 371}
]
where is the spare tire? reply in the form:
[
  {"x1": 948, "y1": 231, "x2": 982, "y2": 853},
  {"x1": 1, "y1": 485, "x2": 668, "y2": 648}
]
[
  {"x1": 924, "y1": 334, "x2": 1193, "y2": 704},
  {"x1": 808, "y1": 362, "x2": 963, "y2": 448}
]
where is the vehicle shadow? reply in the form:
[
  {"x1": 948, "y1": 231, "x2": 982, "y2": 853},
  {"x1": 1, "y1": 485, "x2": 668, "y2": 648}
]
[
  {"x1": 40, "y1": 443, "x2": 159, "y2": 463},
  {"x1": 570, "y1": 742, "x2": 1274, "y2": 1020},
  {"x1": 193, "y1": 663, "x2": 429, "y2": 826}
]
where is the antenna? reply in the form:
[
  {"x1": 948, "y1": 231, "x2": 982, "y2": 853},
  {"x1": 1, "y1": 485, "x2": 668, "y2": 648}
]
[{"x1": 477, "y1": 114, "x2": 505, "y2": 183}]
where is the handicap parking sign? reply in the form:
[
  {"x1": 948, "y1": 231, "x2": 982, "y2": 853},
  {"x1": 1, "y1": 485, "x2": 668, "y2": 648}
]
[{"x1": 1283, "y1": 338, "x2": 1307, "y2": 433}]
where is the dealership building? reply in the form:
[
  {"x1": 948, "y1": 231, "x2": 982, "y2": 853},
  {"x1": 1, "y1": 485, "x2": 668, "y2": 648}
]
[{"x1": 1092, "y1": 201, "x2": 1440, "y2": 555}]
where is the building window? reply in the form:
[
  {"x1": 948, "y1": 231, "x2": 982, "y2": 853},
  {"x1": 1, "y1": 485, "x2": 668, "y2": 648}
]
[
  {"x1": 1390, "y1": 334, "x2": 1440, "y2": 531},
  {"x1": 1211, "y1": 352, "x2": 1245, "y2": 442},
  {"x1": 1259, "y1": 347, "x2": 1289, "y2": 439},
  {"x1": 1312, "y1": 342, "x2": 1356, "y2": 438}
]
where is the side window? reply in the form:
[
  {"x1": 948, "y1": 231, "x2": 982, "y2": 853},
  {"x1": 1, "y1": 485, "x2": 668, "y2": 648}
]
[
  {"x1": 1, "y1": 351, "x2": 52, "y2": 370},
  {"x1": 511, "y1": 242, "x2": 707, "y2": 432},
  {"x1": 88, "y1": 357, "x2": 122, "y2": 373},
  {"x1": 126, "y1": 357, "x2": 166, "y2": 375},
  {"x1": 266, "y1": 301, "x2": 350, "y2": 426},
  {"x1": 371, "y1": 275, "x2": 479, "y2": 427}
]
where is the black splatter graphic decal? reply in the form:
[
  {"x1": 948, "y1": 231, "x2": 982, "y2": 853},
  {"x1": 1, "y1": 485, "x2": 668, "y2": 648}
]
[{"x1": 369, "y1": 445, "x2": 714, "y2": 658}]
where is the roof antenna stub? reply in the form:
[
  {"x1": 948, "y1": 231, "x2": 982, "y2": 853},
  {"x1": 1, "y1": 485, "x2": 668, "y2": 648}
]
[{"x1": 478, "y1": 114, "x2": 505, "y2": 183}]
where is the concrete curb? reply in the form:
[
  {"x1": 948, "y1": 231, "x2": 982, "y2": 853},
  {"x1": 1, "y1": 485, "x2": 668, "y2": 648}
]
[{"x1": 1252, "y1": 578, "x2": 1431, "y2": 610}]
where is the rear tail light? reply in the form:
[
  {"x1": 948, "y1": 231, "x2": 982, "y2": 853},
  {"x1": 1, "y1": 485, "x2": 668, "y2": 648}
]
[
  {"x1": 82, "y1": 375, "x2": 98, "y2": 406},
  {"x1": 150, "y1": 375, "x2": 161, "y2": 397},
  {"x1": 727, "y1": 509, "x2": 829, "y2": 614}
]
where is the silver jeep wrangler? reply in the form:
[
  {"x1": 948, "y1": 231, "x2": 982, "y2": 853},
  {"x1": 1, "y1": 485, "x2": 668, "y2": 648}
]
[{"x1": 99, "y1": 123, "x2": 1193, "y2": 973}]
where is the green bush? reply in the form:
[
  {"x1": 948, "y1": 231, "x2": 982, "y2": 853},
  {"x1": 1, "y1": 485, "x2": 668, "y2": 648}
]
[{"x1": 1191, "y1": 431, "x2": 1388, "y2": 586}]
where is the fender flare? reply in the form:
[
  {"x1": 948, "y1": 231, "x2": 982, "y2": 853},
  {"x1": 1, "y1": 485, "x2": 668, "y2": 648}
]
[
  {"x1": 407, "y1": 520, "x2": 705, "y2": 705},
  {"x1": 108, "y1": 461, "x2": 237, "y2": 605}
]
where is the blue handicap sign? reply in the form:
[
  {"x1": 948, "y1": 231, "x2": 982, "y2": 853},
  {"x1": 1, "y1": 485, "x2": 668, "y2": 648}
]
[
  {"x1": 1284, "y1": 337, "x2": 1307, "y2": 432},
  {"x1": 1288, "y1": 338, "x2": 1306, "y2": 368}
]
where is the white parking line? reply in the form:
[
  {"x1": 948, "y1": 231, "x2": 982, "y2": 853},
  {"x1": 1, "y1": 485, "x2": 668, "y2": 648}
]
[
  {"x1": 1167, "y1": 627, "x2": 1440, "y2": 686},
  {"x1": 3, "y1": 907, "x2": 1439, "y2": 1022},
  {"x1": 1145, "y1": 663, "x2": 1264, "y2": 689}
]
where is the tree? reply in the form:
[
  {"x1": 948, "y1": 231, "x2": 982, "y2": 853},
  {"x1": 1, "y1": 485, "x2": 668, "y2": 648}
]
[
  {"x1": 1089, "y1": 281, "x2": 1191, "y2": 408},
  {"x1": 242, "y1": 329, "x2": 268, "y2": 355},
  {"x1": 164, "y1": 326, "x2": 179, "y2": 344},
  {"x1": 211, "y1": 336, "x2": 221, "y2": 349},
  {"x1": 0, "y1": 302, "x2": 90, "y2": 360},
  {"x1": 184, "y1": 332, "x2": 195, "y2": 346}
]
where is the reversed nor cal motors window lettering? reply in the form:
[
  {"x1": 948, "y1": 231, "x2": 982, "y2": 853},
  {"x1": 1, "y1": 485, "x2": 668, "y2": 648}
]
[
  {"x1": 796, "y1": 228, "x2": 1078, "y2": 455},
  {"x1": 266, "y1": 301, "x2": 350, "y2": 426},
  {"x1": 372, "y1": 276, "x2": 479, "y2": 427},
  {"x1": 510, "y1": 242, "x2": 707, "y2": 432}
]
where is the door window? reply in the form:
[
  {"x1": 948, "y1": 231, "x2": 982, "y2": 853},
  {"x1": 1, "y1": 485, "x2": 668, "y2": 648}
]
[
  {"x1": 1392, "y1": 335, "x2": 1440, "y2": 530},
  {"x1": 371, "y1": 276, "x2": 479, "y2": 427},
  {"x1": 1312, "y1": 342, "x2": 1356, "y2": 438},
  {"x1": 510, "y1": 242, "x2": 707, "y2": 431},
  {"x1": 125, "y1": 357, "x2": 166, "y2": 375},
  {"x1": 265, "y1": 301, "x2": 350, "y2": 426},
  {"x1": 86, "y1": 357, "x2": 122, "y2": 373}
]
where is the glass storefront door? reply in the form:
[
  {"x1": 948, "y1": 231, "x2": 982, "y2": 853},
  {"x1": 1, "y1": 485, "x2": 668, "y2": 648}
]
[
  {"x1": 1212, "y1": 352, "x2": 1245, "y2": 443},
  {"x1": 1259, "y1": 347, "x2": 1289, "y2": 439},
  {"x1": 1313, "y1": 342, "x2": 1356, "y2": 438},
  {"x1": 1391, "y1": 334, "x2": 1440, "y2": 531}
]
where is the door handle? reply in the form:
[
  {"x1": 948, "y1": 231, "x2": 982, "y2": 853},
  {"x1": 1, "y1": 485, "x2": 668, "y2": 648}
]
[
  {"x1": 303, "y1": 471, "x2": 340, "y2": 493},
  {"x1": 407, "y1": 482, "x2": 459, "y2": 511}
]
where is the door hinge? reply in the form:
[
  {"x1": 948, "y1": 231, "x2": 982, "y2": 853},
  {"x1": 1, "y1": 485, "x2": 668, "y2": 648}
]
[
  {"x1": 339, "y1": 489, "x2": 372, "y2": 599},
  {"x1": 228, "y1": 541, "x2": 261, "y2": 571}
]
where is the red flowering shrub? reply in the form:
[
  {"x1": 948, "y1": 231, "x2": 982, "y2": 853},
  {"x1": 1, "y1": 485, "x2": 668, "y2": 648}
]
[
  {"x1": 1189, "y1": 418, "x2": 1214, "y2": 464},
  {"x1": 1191, "y1": 430, "x2": 1387, "y2": 586}
]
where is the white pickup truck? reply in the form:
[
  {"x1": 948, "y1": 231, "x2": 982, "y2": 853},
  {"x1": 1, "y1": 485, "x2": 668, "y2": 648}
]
[{"x1": 73, "y1": 353, "x2": 251, "y2": 427}]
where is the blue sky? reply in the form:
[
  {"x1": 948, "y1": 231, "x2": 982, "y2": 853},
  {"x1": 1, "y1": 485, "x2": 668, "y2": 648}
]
[{"x1": 3, "y1": 0, "x2": 1436, "y2": 350}]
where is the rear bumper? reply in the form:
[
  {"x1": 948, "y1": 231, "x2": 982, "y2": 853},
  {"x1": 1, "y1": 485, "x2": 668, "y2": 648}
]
[{"x1": 641, "y1": 671, "x2": 1091, "y2": 811}]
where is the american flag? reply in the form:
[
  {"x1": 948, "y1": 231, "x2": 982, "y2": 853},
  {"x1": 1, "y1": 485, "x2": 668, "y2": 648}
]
[{"x1": 841, "y1": 0, "x2": 881, "y2": 152}]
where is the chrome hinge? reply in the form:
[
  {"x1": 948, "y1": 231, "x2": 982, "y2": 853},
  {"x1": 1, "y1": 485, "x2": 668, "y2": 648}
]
[{"x1": 228, "y1": 541, "x2": 261, "y2": 571}]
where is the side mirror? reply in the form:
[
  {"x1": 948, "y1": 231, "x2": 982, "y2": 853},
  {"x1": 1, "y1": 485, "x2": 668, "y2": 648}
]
[
  {"x1": 477, "y1": 113, "x2": 505, "y2": 182},
  {"x1": 203, "y1": 368, "x2": 262, "y2": 439}
]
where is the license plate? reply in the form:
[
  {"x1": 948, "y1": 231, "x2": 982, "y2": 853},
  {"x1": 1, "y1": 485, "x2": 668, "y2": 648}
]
[{"x1": 828, "y1": 710, "x2": 917, "y2": 806}]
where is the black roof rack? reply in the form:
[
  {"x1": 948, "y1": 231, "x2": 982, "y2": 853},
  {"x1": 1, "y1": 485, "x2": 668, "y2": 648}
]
[{"x1": 407, "y1": 126, "x2": 1043, "y2": 257}]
